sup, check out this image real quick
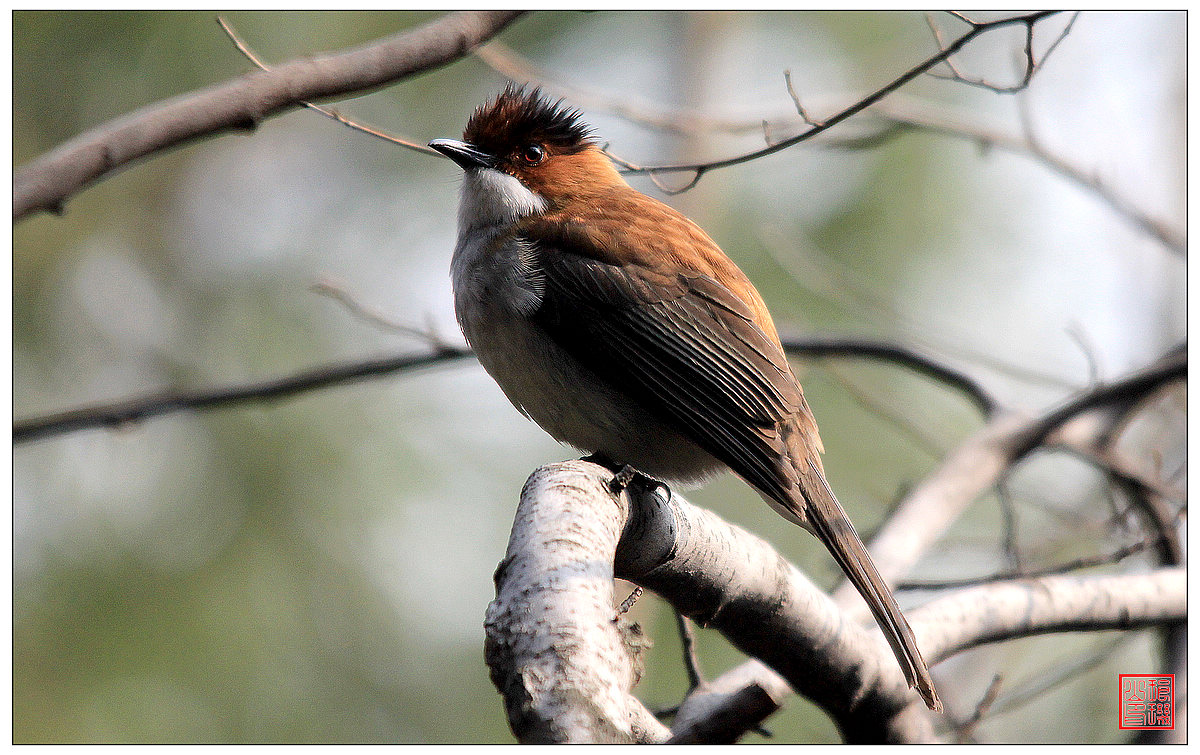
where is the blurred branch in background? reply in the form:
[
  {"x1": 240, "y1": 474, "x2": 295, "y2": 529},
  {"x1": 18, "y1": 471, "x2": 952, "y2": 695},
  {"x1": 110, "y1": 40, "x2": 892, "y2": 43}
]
[
  {"x1": 476, "y1": 18, "x2": 1183, "y2": 254},
  {"x1": 598, "y1": 11, "x2": 1066, "y2": 194},
  {"x1": 833, "y1": 344, "x2": 1185, "y2": 608},
  {"x1": 12, "y1": 347, "x2": 472, "y2": 443},
  {"x1": 10, "y1": 335, "x2": 1004, "y2": 442}
]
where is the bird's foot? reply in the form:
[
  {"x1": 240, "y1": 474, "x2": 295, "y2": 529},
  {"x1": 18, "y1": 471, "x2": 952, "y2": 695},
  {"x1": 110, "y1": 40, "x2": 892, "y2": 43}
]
[{"x1": 580, "y1": 453, "x2": 672, "y2": 501}]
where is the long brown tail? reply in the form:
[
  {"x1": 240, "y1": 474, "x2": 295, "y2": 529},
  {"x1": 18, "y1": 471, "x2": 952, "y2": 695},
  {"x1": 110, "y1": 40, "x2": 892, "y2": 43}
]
[{"x1": 795, "y1": 458, "x2": 941, "y2": 712}]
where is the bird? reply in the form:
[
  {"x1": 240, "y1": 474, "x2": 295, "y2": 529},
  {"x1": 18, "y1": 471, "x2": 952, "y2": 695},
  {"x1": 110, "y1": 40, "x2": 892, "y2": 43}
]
[{"x1": 429, "y1": 84, "x2": 941, "y2": 712}]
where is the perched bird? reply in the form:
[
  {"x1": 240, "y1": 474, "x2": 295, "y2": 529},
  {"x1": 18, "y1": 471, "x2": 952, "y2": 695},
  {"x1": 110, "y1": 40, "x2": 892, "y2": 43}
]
[{"x1": 430, "y1": 84, "x2": 940, "y2": 711}]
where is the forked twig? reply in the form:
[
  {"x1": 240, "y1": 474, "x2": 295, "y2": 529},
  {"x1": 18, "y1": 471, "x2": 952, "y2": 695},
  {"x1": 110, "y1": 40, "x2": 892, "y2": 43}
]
[
  {"x1": 311, "y1": 278, "x2": 451, "y2": 348},
  {"x1": 217, "y1": 15, "x2": 439, "y2": 157},
  {"x1": 619, "y1": 12, "x2": 1062, "y2": 189}
]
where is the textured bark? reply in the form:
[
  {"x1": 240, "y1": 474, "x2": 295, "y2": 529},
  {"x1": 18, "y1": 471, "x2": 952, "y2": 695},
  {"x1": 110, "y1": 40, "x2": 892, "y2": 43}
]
[
  {"x1": 485, "y1": 461, "x2": 936, "y2": 743},
  {"x1": 483, "y1": 461, "x2": 669, "y2": 743},
  {"x1": 486, "y1": 461, "x2": 1187, "y2": 743},
  {"x1": 916, "y1": 569, "x2": 1186, "y2": 663}
]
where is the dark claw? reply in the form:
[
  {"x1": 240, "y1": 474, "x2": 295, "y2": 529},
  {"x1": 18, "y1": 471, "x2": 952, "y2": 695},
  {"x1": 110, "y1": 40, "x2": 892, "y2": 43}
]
[{"x1": 579, "y1": 454, "x2": 672, "y2": 501}]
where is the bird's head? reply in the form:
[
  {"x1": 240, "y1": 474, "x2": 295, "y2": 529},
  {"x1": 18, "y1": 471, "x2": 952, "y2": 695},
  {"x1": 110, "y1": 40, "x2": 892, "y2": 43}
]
[{"x1": 430, "y1": 85, "x2": 626, "y2": 224}]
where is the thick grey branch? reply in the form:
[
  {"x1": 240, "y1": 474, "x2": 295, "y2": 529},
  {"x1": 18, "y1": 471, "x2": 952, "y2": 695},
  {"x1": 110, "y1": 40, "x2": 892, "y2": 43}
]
[
  {"x1": 12, "y1": 10, "x2": 524, "y2": 220},
  {"x1": 484, "y1": 461, "x2": 671, "y2": 743},
  {"x1": 486, "y1": 460, "x2": 937, "y2": 743},
  {"x1": 915, "y1": 569, "x2": 1186, "y2": 663},
  {"x1": 668, "y1": 663, "x2": 788, "y2": 743}
]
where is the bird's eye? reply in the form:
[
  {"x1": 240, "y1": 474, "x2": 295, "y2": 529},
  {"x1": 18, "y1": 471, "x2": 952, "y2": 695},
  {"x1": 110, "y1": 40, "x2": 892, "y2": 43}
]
[{"x1": 520, "y1": 144, "x2": 546, "y2": 165}]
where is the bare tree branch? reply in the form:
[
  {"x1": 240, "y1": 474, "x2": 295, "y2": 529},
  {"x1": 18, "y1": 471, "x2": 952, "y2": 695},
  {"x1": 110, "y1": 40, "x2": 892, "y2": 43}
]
[
  {"x1": 484, "y1": 461, "x2": 670, "y2": 743},
  {"x1": 886, "y1": 94, "x2": 1186, "y2": 255},
  {"x1": 492, "y1": 460, "x2": 1186, "y2": 743},
  {"x1": 12, "y1": 348, "x2": 472, "y2": 443},
  {"x1": 948, "y1": 673, "x2": 1003, "y2": 744},
  {"x1": 986, "y1": 636, "x2": 1127, "y2": 720},
  {"x1": 1011, "y1": 345, "x2": 1186, "y2": 459},
  {"x1": 12, "y1": 335, "x2": 994, "y2": 443},
  {"x1": 490, "y1": 460, "x2": 938, "y2": 743},
  {"x1": 916, "y1": 568, "x2": 1185, "y2": 663},
  {"x1": 12, "y1": 10, "x2": 525, "y2": 221},
  {"x1": 898, "y1": 539, "x2": 1151, "y2": 591},
  {"x1": 925, "y1": 11, "x2": 1080, "y2": 93},
  {"x1": 685, "y1": 346, "x2": 1184, "y2": 736},
  {"x1": 479, "y1": 33, "x2": 1184, "y2": 254},
  {"x1": 612, "y1": 12, "x2": 1061, "y2": 193},
  {"x1": 781, "y1": 336, "x2": 1000, "y2": 417},
  {"x1": 835, "y1": 344, "x2": 1185, "y2": 611},
  {"x1": 667, "y1": 665, "x2": 783, "y2": 744},
  {"x1": 217, "y1": 16, "x2": 439, "y2": 157}
]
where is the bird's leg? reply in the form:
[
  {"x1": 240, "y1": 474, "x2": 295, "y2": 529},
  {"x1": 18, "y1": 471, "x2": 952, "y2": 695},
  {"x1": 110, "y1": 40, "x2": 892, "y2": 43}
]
[{"x1": 580, "y1": 453, "x2": 672, "y2": 501}]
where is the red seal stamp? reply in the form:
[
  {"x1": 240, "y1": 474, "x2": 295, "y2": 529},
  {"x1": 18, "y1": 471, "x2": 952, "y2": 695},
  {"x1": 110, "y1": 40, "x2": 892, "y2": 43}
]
[{"x1": 1119, "y1": 674, "x2": 1174, "y2": 730}]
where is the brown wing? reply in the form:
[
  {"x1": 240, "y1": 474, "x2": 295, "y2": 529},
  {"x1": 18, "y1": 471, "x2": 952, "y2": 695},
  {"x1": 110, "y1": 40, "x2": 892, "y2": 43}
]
[
  {"x1": 520, "y1": 219, "x2": 943, "y2": 711},
  {"x1": 522, "y1": 228, "x2": 810, "y2": 503}
]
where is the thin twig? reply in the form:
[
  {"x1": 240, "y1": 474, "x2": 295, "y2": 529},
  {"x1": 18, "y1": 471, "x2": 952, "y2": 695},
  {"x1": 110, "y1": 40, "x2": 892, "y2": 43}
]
[
  {"x1": 619, "y1": 12, "x2": 1061, "y2": 188},
  {"x1": 217, "y1": 16, "x2": 439, "y2": 156},
  {"x1": 1065, "y1": 322, "x2": 1103, "y2": 387},
  {"x1": 1012, "y1": 345, "x2": 1186, "y2": 458},
  {"x1": 476, "y1": 40, "x2": 759, "y2": 137},
  {"x1": 987, "y1": 635, "x2": 1131, "y2": 718},
  {"x1": 617, "y1": 585, "x2": 644, "y2": 615},
  {"x1": 754, "y1": 225, "x2": 1082, "y2": 393},
  {"x1": 479, "y1": 21, "x2": 1184, "y2": 254},
  {"x1": 818, "y1": 360, "x2": 948, "y2": 458},
  {"x1": 311, "y1": 278, "x2": 450, "y2": 346},
  {"x1": 898, "y1": 538, "x2": 1151, "y2": 591},
  {"x1": 996, "y1": 478, "x2": 1021, "y2": 570},
  {"x1": 926, "y1": 12, "x2": 1079, "y2": 94},
  {"x1": 783, "y1": 69, "x2": 822, "y2": 126},
  {"x1": 780, "y1": 336, "x2": 1000, "y2": 418},
  {"x1": 951, "y1": 673, "x2": 1003, "y2": 744},
  {"x1": 675, "y1": 611, "x2": 704, "y2": 690},
  {"x1": 13, "y1": 348, "x2": 473, "y2": 443}
]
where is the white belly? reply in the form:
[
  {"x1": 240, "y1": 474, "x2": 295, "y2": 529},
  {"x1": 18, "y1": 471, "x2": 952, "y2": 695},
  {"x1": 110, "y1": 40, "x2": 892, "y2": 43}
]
[{"x1": 452, "y1": 233, "x2": 722, "y2": 485}]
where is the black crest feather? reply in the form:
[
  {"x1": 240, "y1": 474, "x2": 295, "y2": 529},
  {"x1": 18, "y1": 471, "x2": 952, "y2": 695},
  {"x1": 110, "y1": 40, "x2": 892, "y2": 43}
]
[{"x1": 464, "y1": 84, "x2": 594, "y2": 155}]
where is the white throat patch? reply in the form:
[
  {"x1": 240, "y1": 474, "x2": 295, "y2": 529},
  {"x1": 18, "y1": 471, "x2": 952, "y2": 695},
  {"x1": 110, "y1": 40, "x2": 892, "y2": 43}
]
[{"x1": 458, "y1": 168, "x2": 546, "y2": 233}]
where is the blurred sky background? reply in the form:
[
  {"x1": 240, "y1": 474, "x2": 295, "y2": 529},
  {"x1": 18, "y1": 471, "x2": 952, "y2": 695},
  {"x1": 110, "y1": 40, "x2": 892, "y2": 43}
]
[{"x1": 12, "y1": 11, "x2": 1185, "y2": 743}]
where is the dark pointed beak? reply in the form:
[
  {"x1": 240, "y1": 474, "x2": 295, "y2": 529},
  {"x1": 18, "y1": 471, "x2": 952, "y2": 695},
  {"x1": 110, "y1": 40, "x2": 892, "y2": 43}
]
[{"x1": 429, "y1": 138, "x2": 496, "y2": 170}]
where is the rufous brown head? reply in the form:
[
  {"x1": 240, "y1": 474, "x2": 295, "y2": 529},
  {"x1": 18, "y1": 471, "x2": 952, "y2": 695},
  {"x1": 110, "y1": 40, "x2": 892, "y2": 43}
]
[{"x1": 430, "y1": 84, "x2": 624, "y2": 205}]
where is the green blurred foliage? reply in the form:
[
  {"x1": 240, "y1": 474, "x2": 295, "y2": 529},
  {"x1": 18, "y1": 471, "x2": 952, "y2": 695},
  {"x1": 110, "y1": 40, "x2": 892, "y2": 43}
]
[{"x1": 13, "y1": 10, "x2": 1184, "y2": 743}]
